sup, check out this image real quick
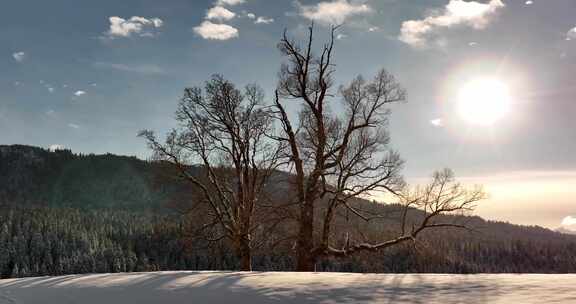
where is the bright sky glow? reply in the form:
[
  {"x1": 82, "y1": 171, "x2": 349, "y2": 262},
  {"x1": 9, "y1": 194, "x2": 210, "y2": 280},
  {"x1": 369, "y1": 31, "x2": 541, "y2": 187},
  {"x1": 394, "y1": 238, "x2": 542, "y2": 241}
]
[{"x1": 457, "y1": 78, "x2": 511, "y2": 125}]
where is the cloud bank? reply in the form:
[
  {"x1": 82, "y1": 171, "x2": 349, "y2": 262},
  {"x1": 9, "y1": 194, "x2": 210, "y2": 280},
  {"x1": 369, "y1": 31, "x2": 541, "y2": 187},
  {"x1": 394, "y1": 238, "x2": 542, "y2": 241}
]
[
  {"x1": 430, "y1": 118, "x2": 443, "y2": 127},
  {"x1": 399, "y1": 0, "x2": 505, "y2": 48},
  {"x1": 562, "y1": 216, "x2": 576, "y2": 227},
  {"x1": 206, "y1": 6, "x2": 236, "y2": 21},
  {"x1": 105, "y1": 16, "x2": 163, "y2": 38},
  {"x1": 566, "y1": 26, "x2": 576, "y2": 41},
  {"x1": 255, "y1": 16, "x2": 274, "y2": 24},
  {"x1": 297, "y1": 0, "x2": 372, "y2": 25},
  {"x1": 217, "y1": 0, "x2": 244, "y2": 5},
  {"x1": 12, "y1": 51, "x2": 26, "y2": 62},
  {"x1": 194, "y1": 21, "x2": 239, "y2": 40},
  {"x1": 194, "y1": 0, "x2": 244, "y2": 41},
  {"x1": 93, "y1": 62, "x2": 166, "y2": 75}
]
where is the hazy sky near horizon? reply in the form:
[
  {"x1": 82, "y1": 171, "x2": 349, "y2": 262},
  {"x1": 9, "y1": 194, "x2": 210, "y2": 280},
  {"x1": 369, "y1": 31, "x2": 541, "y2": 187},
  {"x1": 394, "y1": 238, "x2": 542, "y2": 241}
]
[{"x1": 1, "y1": 0, "x2": 575, "y2": 229}]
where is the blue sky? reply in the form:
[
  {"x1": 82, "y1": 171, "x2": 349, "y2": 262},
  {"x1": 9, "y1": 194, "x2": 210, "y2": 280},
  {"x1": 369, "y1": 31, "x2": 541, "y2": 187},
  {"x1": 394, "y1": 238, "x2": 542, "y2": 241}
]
[{"x1": 1, "y1": 0, "x2": 575, "y2": 228}]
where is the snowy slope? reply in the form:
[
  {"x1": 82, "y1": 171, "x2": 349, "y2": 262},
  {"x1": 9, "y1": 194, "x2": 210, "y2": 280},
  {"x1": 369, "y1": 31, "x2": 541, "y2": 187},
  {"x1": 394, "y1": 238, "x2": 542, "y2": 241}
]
[{"x1": 1, "y1": 271, "x2": 576, "y2": 303}]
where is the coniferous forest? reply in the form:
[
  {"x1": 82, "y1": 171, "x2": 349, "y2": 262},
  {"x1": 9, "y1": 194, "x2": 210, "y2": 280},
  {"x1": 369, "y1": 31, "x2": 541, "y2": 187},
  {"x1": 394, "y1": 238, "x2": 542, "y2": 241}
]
[{"x1": 1, "y1": 144, "x2": 576, "y2": 279}]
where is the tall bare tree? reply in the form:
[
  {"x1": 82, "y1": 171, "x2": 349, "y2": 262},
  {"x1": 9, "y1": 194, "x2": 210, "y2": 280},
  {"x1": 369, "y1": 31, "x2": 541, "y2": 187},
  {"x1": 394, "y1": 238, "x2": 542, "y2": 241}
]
[
  {"x1": 140, "y1": 75, "x2": 281, "y2": 271},
  {"x1": 274, "y1": 25, "x2": 485, "y2": 271}
]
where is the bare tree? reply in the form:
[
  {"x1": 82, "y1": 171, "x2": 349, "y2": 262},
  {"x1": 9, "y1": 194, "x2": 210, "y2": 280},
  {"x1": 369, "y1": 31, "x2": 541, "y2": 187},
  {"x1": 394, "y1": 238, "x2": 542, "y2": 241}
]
[
  {"x1": 324, "y1": 169, "x2": 485, "y2": 257},
  {"x1": 274, "y1": 25, "x2": 485, "y2": 271},
  {"x1": 140, "y1": 75, "x2": 281, "y2": 271}
]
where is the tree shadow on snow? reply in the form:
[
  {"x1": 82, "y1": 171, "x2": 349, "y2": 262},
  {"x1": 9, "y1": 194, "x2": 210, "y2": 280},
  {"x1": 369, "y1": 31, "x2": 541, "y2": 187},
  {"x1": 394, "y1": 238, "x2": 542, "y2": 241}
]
[{"x1": 0, "y1": 272, "x2": 504, "y2": 304}]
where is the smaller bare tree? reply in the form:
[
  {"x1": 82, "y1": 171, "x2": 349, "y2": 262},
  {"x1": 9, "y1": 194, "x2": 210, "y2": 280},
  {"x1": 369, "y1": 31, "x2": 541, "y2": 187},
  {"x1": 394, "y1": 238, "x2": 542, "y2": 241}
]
[
  {"x1": 139, "y1": 75, "x2": 281, "y2": 271},
  {"x1": 322, "y1": 169, "x2": 485, "y2": 258}
]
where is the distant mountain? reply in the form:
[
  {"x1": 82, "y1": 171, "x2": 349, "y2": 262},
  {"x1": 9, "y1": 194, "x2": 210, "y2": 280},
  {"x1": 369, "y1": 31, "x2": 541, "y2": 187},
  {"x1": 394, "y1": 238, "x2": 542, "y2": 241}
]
[
  {"x1": 0, "y1": 144, "x2": 172, "y2": 209},
  {"x1": 2, "y1": 144, "x2": 576, "y2": 277}
]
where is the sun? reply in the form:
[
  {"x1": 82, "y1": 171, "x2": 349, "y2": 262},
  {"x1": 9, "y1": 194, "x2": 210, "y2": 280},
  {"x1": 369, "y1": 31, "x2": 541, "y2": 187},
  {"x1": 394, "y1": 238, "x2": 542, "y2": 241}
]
[{"x1": 457, "y1": 78, "x2": 511, "y2": 126}]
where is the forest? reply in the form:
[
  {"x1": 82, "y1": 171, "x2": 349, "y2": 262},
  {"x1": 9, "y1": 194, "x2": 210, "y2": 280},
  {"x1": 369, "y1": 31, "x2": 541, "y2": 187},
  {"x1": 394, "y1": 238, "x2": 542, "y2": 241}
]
[{"x1": 1, "y1": 145, "x2": 576, "y2": 278}]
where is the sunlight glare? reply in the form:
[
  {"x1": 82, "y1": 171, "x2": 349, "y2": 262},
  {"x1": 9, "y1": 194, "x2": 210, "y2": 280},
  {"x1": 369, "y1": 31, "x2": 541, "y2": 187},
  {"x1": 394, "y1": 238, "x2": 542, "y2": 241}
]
[{"x1": 457, "y1": 78, "x2": 511, "y2": 126}]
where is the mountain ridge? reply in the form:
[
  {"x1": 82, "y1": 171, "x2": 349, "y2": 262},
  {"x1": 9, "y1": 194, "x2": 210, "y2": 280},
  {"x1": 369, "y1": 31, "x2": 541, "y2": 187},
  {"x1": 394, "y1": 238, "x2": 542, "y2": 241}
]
[
  {"x1": 0, "y1": 144, "x2": 568, "y2": 233},
  {"x1": 2, "y1": 144, "x2": 576, "y2": 277}
]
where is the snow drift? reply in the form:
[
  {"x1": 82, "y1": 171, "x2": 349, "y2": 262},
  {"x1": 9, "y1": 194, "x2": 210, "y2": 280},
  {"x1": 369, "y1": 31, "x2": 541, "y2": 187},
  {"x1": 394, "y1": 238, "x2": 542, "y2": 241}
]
[{"x1": 1, "y1": 271, "x2": 576, "y2": 303}]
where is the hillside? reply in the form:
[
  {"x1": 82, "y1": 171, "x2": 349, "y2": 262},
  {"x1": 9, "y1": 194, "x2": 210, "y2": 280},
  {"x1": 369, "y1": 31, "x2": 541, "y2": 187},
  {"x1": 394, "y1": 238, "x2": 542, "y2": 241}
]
[
  {"x1": 0, "y1": 145, "x2": 169, "y2": 209},
  {"x1": 1, "y1": 272, "x2": 576, "y2": 303},
  {"x1": 1, "y1": 144, "x2": 576, "y2": 278}
]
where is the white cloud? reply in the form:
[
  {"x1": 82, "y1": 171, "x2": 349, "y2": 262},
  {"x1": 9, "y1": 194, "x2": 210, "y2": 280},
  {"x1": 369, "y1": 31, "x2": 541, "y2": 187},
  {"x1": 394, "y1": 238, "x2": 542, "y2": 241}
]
[
  {"x1": 525, "y1": 0, "x2": 533, "y2": 5},
  {"x1": 46, "y1": 109, "x2": 56, "y2": 116},
  {"x1": 206, "y1": 6, "x2": 236, "y2": 21},
  {"x1": 93, "y1": 62, "x2": 166, "y2": 75},
  {"x1": 430, "y1": 118, "x2": 443, "y2": 127},
  {"x1": 68, "y1": 123, "x2": 80, "y2": 129},
  {"x1": 246, "y1": 12, "x2": 256, "y2": 19},
  {"x1": 562, "y1": 216, "x2": 576, "y2": 227},
  {"x1": 105, "y1": 16, "x2": 163, "y2": 38},
  {"x1": 193, "y1": 21, "x2": 239, "y2": 40},
  {"x1": 12, "y1": 51, "x2": 26, "y2": 62},
  {"x1": 566, "y1": 26, "x2": 576, "y2": 41},
  {"x1": 368, "y1": 26, "x2": 379, "y2": 32},
  {"x1": 217, "y1": 0, "x2": 244, "y2": 6},
  {"x1": 255, "y1": 16, "x2": 274, "y2": 24},
  {"x1": 336, "y1": 33, "x2": 347, "y2": 40},
  {"x1": 49, "y1": 144, "x2": 65, "y2": 152},
  {"x1": 47, "y1": 87, "x2": 55, "y2": 93},
  {"x1": 297, "y1": 0, "x2": 372, "y2": 25},
  {"x1": 74, "y1": 90, "x2": 86, "y2": 97},
  {"x1": 399, "y1": 0, "x2": 505, "y2": 48},
  {"x1": 152, "y1": 18, "x2": 163, "y2": 27}
]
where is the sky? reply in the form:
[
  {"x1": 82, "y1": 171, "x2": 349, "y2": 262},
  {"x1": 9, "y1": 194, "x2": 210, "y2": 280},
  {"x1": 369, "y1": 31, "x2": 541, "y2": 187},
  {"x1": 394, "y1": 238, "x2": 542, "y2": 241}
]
[{"x1": 1, "y1": 0, "x2": 575, "y2": 229}]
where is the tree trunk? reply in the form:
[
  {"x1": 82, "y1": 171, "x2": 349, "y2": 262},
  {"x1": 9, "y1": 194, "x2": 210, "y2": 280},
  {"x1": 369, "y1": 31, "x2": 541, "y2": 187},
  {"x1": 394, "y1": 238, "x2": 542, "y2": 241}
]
[
  {"x1": 237, "y1": 237, "x2": 252, "y2": 272},
  {"x1": 296, "y1": 201, "x2": 316, "y2": 272}
]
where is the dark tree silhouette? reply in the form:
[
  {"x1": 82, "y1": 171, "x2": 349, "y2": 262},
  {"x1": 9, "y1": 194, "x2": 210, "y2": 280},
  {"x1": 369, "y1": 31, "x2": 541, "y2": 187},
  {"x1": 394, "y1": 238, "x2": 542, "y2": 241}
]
[
  {"x1": 273, "y1": 25, "x2": 486, "y2": 271},
  {"x1": 140, "y1": 75, "x2": 281, "y2": 271}
]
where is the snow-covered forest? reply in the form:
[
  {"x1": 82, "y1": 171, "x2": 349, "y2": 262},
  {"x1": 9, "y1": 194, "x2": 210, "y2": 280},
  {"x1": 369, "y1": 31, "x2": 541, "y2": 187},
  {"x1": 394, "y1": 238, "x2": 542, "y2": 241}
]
[{"x1": 2, "y1": 204, "x2": 576, "y2": 279}]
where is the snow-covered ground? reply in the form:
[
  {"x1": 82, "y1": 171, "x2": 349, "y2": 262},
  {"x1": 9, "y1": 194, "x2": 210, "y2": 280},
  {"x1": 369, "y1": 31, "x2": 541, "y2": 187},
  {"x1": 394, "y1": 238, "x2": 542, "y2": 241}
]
[{"x1": 1, "y1": 271, "x2": 576, "y2": 303}]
